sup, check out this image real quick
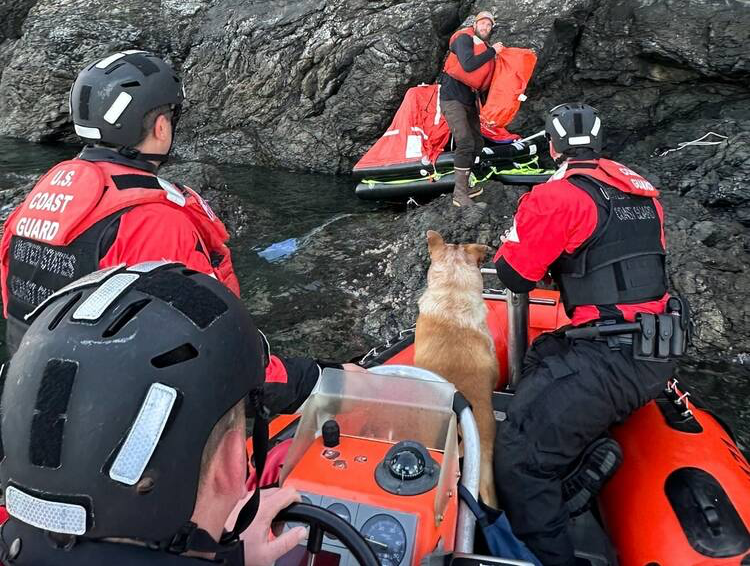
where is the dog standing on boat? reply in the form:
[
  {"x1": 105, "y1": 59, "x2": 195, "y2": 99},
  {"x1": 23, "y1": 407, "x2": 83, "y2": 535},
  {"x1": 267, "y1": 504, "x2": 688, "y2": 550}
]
[{"x1": 414, "y1": 230, "x2": 499, "y2": 508}]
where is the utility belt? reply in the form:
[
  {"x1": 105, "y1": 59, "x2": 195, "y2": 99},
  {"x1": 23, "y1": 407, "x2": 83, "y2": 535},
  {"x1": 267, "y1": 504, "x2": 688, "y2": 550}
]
[{"x1": 565, "y1": 296, "x2": 691, "y2": 362}]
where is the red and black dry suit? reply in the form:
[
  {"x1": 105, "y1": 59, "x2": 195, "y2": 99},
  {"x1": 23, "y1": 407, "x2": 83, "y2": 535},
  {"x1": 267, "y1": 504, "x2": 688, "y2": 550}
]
[
  {"x1": 492, "y1": 158, "x2": 676, "y2": 566},
  {"x1": 439, "y1": 27, "x2": 495, "y2": 170},
  {"x1": 0, "y1": 147, "x2": 321, "y2": 414}
]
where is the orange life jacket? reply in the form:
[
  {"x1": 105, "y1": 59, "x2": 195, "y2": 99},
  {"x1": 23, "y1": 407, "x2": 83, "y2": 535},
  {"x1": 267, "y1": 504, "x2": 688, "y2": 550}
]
[
  {"x1": 0, "y1": 158, "x2": 239, "y2": 320},
  {"x1": 442, "y1": 27, "x2": 495, "y2": 93},
  {"x1": 557, "y1": 158, "x2": 661, "y2": 198}
]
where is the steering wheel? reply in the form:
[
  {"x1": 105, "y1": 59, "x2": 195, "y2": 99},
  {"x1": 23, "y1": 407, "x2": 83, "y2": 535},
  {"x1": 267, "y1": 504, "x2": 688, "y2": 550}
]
[{"x1": 277, "y1": 502, "x2": 380, "y2": 566}]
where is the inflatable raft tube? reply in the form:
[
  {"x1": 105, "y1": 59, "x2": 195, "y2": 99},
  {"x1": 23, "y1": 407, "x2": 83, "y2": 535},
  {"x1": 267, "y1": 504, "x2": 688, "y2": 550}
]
[
  {"x1": 352, "y1": 140, "x2": 539, "y2": 182},
  {"x1": 355, "y1": 171, "x2": 552, "y2": 200}
]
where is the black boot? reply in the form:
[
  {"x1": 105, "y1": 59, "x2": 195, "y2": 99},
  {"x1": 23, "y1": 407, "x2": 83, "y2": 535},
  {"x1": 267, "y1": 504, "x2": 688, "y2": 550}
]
[{"x1": 562, "y1": 437, "x2": 623, "y2": 517}]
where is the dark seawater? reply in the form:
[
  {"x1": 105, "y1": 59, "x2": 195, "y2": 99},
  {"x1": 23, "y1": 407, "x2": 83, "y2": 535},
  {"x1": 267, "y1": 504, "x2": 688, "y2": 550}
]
[{"x1": 0, "y1": 137, "x2": 748, "y2": 453}]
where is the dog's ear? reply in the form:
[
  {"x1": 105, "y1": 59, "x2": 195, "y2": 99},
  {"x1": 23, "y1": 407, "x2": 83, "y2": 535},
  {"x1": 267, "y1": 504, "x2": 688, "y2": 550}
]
[
  {"x1": 464, "y1": 244, "x2": 491, "y2": 266},
  {"x1": 426, "y1": 230, "x2": 444, "y2": 254}
]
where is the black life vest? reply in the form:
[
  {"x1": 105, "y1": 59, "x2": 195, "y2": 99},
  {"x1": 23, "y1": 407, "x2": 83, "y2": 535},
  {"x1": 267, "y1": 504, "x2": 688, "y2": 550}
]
[
  {"x1": 0, "y1": 519, "x2": 243, "y2": 566},
  {"x1": 549, "y1": 159, "x2": 667, "y2": 313}
]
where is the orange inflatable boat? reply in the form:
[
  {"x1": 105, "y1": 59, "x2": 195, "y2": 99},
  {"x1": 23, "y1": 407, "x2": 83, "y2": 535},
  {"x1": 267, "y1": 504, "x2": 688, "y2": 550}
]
[{"x1": 252, "y1": 282, "x2": 750, "y2": 566}]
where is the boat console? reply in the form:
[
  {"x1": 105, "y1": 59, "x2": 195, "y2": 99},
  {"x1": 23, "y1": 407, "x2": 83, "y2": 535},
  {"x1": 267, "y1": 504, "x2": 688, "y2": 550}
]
[{"x1": 273, "y1": 367, "x2": 476, "y2": 565}]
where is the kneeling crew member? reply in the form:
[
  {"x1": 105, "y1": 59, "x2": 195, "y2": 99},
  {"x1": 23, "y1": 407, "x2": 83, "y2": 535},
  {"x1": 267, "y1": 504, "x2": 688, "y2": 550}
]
[{"x1": 492, "y1": 103, "x2": 676, "y2": 566}]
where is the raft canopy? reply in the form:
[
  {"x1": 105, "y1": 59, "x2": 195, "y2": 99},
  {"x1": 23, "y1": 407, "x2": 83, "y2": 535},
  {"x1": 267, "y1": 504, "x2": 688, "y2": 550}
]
[{"x1": 353, "y1": 47, "x2": 537, "y2": 178}]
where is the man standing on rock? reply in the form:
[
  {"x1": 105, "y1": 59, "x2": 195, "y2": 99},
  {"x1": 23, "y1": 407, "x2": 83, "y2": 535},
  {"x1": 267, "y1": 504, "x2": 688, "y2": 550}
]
[
  {"x1": 0, "y1": 50, "x2": 363, "y2": 412},
  {"x1": 492, "y1": 103, "x2": 677, "y2": 565},
  {"x1": 440, "y1": 11, "x2": 503, "y2": 207}
]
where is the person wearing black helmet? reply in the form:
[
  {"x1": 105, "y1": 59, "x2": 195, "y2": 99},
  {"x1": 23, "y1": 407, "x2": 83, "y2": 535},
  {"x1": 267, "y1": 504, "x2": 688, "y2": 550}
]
[
  {"x1": 0, "y1": 49, "x2": 363, "y2": 413},
  {"x1": 0, "y1": 263, "x2": 307, "y2": 565},
  {"x1": 440, "y1": 11, "x2": 504, "y2": 207},
  {"x1": 491, "y1": 103, "x2": 675, "y2": 565}
]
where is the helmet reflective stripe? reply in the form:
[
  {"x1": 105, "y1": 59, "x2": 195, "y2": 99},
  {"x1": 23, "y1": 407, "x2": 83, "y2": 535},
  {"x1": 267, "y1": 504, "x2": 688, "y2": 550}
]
[
  {"x1": 545, "y1": 103, "x2": 603, "y2": 155},
  {"x1": 94, "y1": 49, "x2": 148, "y2": 70},
  {"x1": 128, "y1": 260, "x2": 173, "y2": 273},
  {"x1": 102, "y1": 92, "x2": 133, "y2": 125},
  {"x1": 74, "y1": 124, "x2": 101, "y2": 140},
  {"x1": 552, "y1": 117, "x2": 567, "y2": 137},
  {"x1": 72, "y1": 273, "x2": 140, "y2": 321},
  {"x1": 5, "y1": 486, "x2": 87, "y2": 536},
  {"x1": 24, "y1": 264, "x2": 125, "y2": 321},
  {"x1": 591, "y1": 116, "x2": 601, "y2": 137},
  {"x1": 109, "y1": 383, "x2": 178, "y2": 486},
  {"x1": 568, "y1": 135, "x2": 592, "y2": 146},
  {"x1": 95, "y1": 52, "x2": 127, "y2": 69}
]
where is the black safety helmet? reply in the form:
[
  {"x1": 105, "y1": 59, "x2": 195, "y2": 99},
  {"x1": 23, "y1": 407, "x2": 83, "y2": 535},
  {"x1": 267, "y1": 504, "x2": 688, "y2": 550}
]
[
  {"x1": 545, "y1": 103, "x2": 604, "y2": 156},
  {"x1": 0, "y1": 263, "x2": 266, "y2": 548},
  {"x1": 69, "y1": 50, "x2": 184, "y2": 151}
]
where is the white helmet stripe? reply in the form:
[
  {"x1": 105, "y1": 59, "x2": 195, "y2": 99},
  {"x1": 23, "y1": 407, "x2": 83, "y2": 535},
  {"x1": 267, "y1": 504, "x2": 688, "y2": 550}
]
[
  {"x1": 72, "y1": 273, "x2": 140, "y2": 321},
  {"x1": 6, "y1": 486, "x2": 87, "y2": 536},
  {"x1": 102, "y1": 92, "x2": 133, "y2": 125},
  {"x1": 568, "y1": 135, "x2": 592, "y2": 146},
  {"x1": 552, "y1": 117, "x2": 567, "y2": 137},
  {"x1": 24, "y1": 264, "x2": 125, "y2": 321},
  {"x1": 74, "y1": 124, "x2": 102, "y2": 139},
  {"x1": 591, "y1": 116, "x2": 601, "y2": 137},
  {"x1": 109, "y1": 383, "x2": 178, "y2": 486},
  {"x1": 95, "y1": 52, "x2": 127, "y2": 69},
  {"x1": 94, "y1": 49, "x2": 148, "y2": 69}
]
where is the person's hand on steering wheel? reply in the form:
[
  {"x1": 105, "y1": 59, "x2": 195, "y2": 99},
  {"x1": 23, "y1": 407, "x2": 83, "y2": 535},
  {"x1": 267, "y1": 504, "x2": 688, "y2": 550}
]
[{"x1": 237, "y1": 487, "x2": 308, "y2": 566}]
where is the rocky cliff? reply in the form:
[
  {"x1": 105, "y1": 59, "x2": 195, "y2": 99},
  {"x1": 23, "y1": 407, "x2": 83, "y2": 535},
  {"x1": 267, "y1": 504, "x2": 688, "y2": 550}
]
[
  {"x1": 0, "y1": 0, "x2": 749, "y2": 365},
  {"x1": 1, "y1": 1, "x2": 747, "y2": 172}
]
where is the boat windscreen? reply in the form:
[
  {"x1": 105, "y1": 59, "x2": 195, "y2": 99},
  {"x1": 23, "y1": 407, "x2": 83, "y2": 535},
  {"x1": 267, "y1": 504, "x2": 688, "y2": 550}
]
[{"x1": 279, "y1": 368, "x2": 457, "y2": 481}]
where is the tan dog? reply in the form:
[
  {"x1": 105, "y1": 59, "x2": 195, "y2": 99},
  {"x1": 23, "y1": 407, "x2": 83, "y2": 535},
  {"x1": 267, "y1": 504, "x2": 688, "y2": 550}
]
[{"x1": 414, "y1": 230, "x2": 499, "y2": 508}]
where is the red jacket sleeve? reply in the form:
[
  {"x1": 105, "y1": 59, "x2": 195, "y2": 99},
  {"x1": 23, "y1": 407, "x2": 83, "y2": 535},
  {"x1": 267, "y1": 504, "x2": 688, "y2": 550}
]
[
  {"x1": 263, "y1": 355, "x2": 323, "y2": 415},
  {"x1": 99, "y1": 203, "x2": 215, "y2": 274},
  {"x1": 494, "y1": 180, "x2": 599, "y2": 283}
]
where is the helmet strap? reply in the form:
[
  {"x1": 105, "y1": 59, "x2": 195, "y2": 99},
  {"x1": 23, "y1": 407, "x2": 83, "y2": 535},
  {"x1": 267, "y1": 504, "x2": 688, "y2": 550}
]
[
  {"x1": 118, "y1": 146, "x2": 170, "y2": 166},
  {"x1": 220, "y1": 404, "x2": 270, "y2": 545},
  {"x1": 162, "y1": 389, "x2": 270, "y2": 557},
  {"x1": 164, "y1": 406, "x2": 269, "y2": 557},
  {"x1": 165, "y1": 522, "x2": 229, "y2": 554}
]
